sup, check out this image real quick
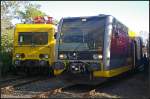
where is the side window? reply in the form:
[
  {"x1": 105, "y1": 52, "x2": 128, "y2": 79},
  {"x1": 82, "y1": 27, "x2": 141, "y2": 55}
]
[
  {"x1": 18, "y1": 33, "x2": 32, "y2": 45},
  {"x1": 19, "y1": 35, "x2": 23, "y2": 43}
]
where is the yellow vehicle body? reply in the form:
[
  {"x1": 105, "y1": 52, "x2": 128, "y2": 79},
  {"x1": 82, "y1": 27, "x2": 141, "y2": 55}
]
[{"x1": 13, "y1": 24, "x2": 56, "y2": 68}]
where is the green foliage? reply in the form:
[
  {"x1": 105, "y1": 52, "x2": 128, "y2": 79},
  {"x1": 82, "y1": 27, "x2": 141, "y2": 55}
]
[
  {"x1": 1, "y1": 1, "x2": 29, "y2": 30},
  {"x1": 1, "y1": 1, "x2": 45, "y2": 53},
  {"x1": 1, "y1": 1, "x2": 29, "y2": 53},
  {"x1": 18, "y1": 3, "x2": 46, "y2": 21},
  {"x1": 1, "y1": 1, "x2": 46, "y2": 76},
  {"x1": 1, "y1": 28, "x2": 14, "y2": 53}
]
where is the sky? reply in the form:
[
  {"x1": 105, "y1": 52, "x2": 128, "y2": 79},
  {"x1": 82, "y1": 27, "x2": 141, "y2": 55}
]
[{"x1": 13, "y1": 1, "x2": 149, "y2": 41}]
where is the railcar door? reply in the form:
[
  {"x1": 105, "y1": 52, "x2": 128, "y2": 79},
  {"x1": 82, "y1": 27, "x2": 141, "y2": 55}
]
[{"x1": 132, "y1": 40, "x2": 137, "y2": 69}]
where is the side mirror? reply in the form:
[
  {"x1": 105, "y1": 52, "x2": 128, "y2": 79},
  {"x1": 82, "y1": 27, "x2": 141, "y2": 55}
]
[{"x1": 54, "y1": 32, "x2": 57, "y2": 39}]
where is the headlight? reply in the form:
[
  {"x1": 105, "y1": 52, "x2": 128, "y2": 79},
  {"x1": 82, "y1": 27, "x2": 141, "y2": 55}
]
[
  {"x1": 16, "y1": 54, "x2": 20, "y2": 58},
  {"x1": 39, "y1": 54, "x2": 49, "y2": 59},
  {"x1": 16, "y1": 53, "x2": 25, "y2": 58},
  {"x1": 59, "y1": 54, "x2": 67, "y2": 59},
  {"x1": 93, "y1": 54, "x2": 102, "y2": 60},
  {"x1": 44, "y1": 54, "x2": 49, "y2": 59},
  {"x1": 15, "y1": 60, "x2": 20, "y2": 65}
]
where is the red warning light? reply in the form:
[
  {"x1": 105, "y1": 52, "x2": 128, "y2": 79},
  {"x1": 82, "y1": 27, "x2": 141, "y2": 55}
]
[
  {"x1": 33, "y1": 16, "x2": 45, "y2": 24},
  {"x1": 46, "y1": 17, "x2": 53, "y2": 24},
  {"x1": 33, "y1": 16, "x2": 53, "y2": 24}
]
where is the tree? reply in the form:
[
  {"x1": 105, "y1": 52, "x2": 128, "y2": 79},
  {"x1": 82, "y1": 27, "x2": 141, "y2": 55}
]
[
  {"x1": 1, "y1": 1, "x2": 30, "y2": 75},
  {"x1": 1, "y1": 1, "x2": 29, "y2": 30},
  {"x1": 17, "y1": 3, "x2": 46, "y2": 22},
  {"x1": 1, "y1": 1, "x2": 29, "y2": 52},
  {"x1": 1, "y1": 1, "x2": 48, "y2": 53},
  {"x1": 1, "y1": 1, "x2": 47, "y2": 76},
  {"x1": 1, "y1": 1, "x2": 46, "y2": 52}
]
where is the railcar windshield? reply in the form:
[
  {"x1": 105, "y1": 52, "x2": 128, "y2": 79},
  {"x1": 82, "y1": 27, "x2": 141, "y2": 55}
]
[
  {"x1": 58, "y1": 16, "x2": 106, "y2": 51},
  {"x1": 18, "y1": 32, "x2": 48, "y2": 45}
]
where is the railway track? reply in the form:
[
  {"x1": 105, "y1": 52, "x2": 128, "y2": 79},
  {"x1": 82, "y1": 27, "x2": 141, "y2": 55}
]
[
  {"x1": 1, "y1": 76, "x2": 75, "y2": 98},
  {"x1": 86, "y1": 71, "x2": 147, "y2": 98},
  {"x1": 31, "y1": 84, "x2": 74, "y2": 98},
  {"x1": 1, "y1": 70, "x2": 146, "y2": 98},
  {"x1": 0, "y1": 71, "x2": 47, "y2": 86},
  {"x1": 1, "y1": 76, "x2": 49, "y2": 95},
  {"x1": 0, "y1": 76, "x2": 27, "y2": 85},
  {"x1": 58, "y1": 70, "x2": 143, "y2": 98},
  {"x1": 29, "y1": 72, "x2": 134, "y2": 98}
]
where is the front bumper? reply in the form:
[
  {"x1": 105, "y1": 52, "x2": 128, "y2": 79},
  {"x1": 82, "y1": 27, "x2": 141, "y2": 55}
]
[
  {"x1": 53, "y1": 60, "x2": 101, "y2": 73},
  {"x1": 14, "y1": 60, "x2": 49, "y2": 67}
]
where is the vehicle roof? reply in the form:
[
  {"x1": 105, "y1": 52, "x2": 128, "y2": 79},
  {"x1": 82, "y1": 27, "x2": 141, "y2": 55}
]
[
  {"x1": 16, "y1": 24, "x2": 55, "y2": 29},
  {"x1": 62, "y1": 14, "x2": 111, "y2": 20}
]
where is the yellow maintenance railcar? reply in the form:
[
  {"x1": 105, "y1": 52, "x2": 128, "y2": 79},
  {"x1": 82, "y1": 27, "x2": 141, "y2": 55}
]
[{"x1": 13, "y1": 24, "x2": 56, "y2": 75}]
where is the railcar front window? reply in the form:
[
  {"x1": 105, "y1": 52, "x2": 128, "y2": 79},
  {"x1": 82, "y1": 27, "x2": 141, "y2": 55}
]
[
  {"x1": 62, "y1": 27, "x2": 84, "y2": 43},
  {"x1": 18, "y1": 32, "x2": 48, "y2": 45},
  {"x1": 59, "y1": 17, "x2": 106, "y2": 50}
]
